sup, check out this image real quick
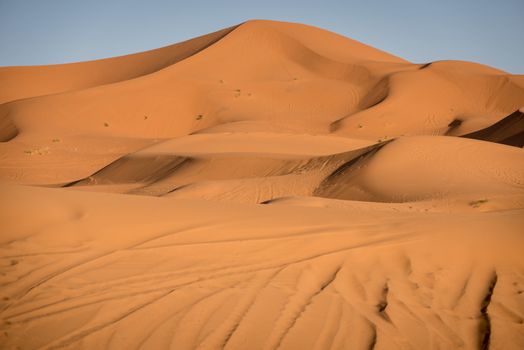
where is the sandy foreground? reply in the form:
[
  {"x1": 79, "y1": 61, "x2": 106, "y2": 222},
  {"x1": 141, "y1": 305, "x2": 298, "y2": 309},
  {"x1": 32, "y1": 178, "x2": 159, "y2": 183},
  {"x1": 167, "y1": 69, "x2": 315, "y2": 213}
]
[{"x1": 1, "y1": 20, "x2": 524, "y2": 349}]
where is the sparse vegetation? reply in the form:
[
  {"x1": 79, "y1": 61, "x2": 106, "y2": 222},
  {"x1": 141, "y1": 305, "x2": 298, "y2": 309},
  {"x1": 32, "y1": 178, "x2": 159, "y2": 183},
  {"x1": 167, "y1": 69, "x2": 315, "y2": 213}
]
[
  {"x1": 357, "y1": 124, "x2": 363, "y2": 128},
  {"x1": 104, "y1": 122, "x2": 109, "y2": 127},
  {"x1": 219, "y1": 79, "x2": 224, "y2": 84},
  {"x1": 10, "y1": 260, "x2": 18, "y2": 266},
  {"x1": 52, "y1": 138, "x2": 61, "y2": 143},
  {"x1": 196, "y1": 114, "x2": 204, "y2": 120},
  {"x1": 469, "y1": 199, "x2": 488, "y2": 208},
  {"x1": 24, "y1": 148, "x2": 49, "y2": 156},
  {"x1": 144, "y1": 115, "x2": 148, "y2": 120}
]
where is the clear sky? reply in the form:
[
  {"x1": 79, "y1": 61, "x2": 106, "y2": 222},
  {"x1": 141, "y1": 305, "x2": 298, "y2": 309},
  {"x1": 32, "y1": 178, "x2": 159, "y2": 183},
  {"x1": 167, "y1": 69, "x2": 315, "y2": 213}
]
[{"x1": 0, "y1": 0, "x2": 522, "y2": 73}]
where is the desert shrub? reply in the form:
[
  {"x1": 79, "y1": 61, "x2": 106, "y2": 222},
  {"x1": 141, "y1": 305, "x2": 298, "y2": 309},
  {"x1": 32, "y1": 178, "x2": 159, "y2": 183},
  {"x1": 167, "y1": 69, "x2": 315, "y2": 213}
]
[{"x1": 469, "y1": 199, "x2": 488, "y2": 208}]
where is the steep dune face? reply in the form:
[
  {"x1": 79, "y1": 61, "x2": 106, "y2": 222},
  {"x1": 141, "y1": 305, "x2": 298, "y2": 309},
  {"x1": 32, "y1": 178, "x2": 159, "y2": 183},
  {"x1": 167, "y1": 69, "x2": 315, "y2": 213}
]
[
  {"x1": 1, "y1": 20, "x2": 524, "y2": 350},
  {"x1": 462, "y1": 109, "x2": 524, "y2": 147}
]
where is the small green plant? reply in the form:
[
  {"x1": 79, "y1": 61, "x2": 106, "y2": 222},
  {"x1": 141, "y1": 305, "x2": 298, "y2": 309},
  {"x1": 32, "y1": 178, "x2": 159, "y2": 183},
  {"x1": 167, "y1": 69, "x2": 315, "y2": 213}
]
[
  {"x1": 52, "y1": 138, "x2": 61, "y2": 143},
  {"x1": 469, "y1": 199, "x2": 488, "y2": 208},
  {"x1": 10, "y1": 260, "x2": 18, "y2": 266},
  {"x1": 144, "y1": 115, "x2": 148, "y2": 120},
  {"x1": 196, "y1": 114, "x2": 204, "y2": 120},
  {"x1": 357, "y1": 124, "x2": 363, "y2": 128},
  {"x1": 104, "y1": 122, "x2": 109, "y2": 127}
]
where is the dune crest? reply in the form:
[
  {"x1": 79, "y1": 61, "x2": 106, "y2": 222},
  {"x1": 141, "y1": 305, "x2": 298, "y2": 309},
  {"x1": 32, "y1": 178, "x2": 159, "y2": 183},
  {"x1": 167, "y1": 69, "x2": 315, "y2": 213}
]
[
  {"x1": 0, "y1": 25, "x2": 238, "y2": 104},
  {"x1": 1, "y1": 20, "x2": 524, "y2": 350}
]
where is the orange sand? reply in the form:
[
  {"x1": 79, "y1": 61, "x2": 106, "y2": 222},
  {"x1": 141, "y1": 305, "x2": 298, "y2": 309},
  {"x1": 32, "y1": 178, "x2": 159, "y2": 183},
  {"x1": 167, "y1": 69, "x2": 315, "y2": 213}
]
[{"x1": 1, "y1": 20, "x2": 524, "y2": 349}]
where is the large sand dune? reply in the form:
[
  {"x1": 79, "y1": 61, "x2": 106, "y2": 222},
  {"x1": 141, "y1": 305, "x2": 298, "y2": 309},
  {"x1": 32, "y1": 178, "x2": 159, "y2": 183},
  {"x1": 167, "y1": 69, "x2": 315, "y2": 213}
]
[{"x1": 1, "y1": 20, "x2": 524, "y2": 349}]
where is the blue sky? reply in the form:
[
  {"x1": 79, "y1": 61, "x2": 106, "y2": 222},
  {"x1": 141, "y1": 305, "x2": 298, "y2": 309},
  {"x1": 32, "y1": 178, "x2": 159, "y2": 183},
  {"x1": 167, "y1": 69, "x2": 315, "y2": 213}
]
[{"x1": 0, "y1": 0, "x2": 522, "y2": 73}]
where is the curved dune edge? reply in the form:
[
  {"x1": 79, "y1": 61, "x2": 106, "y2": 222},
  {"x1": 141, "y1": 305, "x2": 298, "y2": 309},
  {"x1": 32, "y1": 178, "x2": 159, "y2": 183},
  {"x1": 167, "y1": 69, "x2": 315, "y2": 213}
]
[
  {"x1": 65, "y1": 138, "x2": 383, "y2": 200},
  {"x1": 0, "y1": 113, "x2": 18, "y2": 142},
  {"x1": 315, "y1": 136, "x2": 524, "y2": 203},
  {"x1": 0, "y1": 25, "x2": 238, "y2": 104},
  {"x1": 462, "y1": 109, "x2": 524, "y2": 147},
  {"x1": 60, "y1": 135, "x2": 524, "y2": 206}
]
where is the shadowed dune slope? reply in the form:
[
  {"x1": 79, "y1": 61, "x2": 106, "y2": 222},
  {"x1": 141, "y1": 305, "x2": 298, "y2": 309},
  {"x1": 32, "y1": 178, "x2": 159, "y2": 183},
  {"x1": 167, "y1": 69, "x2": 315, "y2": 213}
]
[
  {"x1": 66, "y1": 136, "x2": 381, "y2": 201},
  {"x1": 462, "y1": 109, "x2": 524, "y2": 147},
  {"x1": 316, "y1": 136, "x2": 524, "y2": 202},
  {"x1": 0, "y1": 114, "x2": 18, "y2": 142}
]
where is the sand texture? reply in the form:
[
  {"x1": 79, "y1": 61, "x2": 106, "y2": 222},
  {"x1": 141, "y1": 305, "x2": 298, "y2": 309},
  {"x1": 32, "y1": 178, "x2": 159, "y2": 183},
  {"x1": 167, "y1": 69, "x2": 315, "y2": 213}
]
[{"x1": 1, "y1": 20, "x2": 524, "y2": 349}]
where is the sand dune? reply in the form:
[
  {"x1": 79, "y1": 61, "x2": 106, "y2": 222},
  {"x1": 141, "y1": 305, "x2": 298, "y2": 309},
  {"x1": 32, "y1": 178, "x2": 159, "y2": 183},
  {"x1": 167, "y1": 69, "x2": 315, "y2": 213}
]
[
  {"x1": 1, "y1": 20, "x2": 524, "y2": 349},
  {"x1": 316, "y1": 135, "x2": 524, "y2": 202},
  {"x1": 0, "y1": 26, "x2": 237, "y2": 104}
]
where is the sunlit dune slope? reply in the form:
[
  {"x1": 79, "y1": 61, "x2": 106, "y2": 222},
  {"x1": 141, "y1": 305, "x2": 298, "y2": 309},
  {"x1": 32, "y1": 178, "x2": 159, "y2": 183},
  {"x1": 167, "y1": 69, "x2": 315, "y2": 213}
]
[
  {"x1": 0, "y1": 25, "x2": 237, "y2": 104},
  {"x1": 1, "y1": 185, "x2": 524, "y2": 349}
]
